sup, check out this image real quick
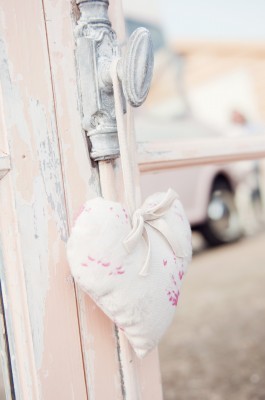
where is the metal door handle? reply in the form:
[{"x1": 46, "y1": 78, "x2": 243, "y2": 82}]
[
  {"x1": 121, "y1": 27, "x2": 153, "y2": 107},
  {"x1": 75, "y1": 0, "x2": 154, "y2": 161}
]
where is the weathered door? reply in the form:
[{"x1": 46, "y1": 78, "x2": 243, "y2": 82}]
[
  {"x1": 2, "y1": 1, "x2": 264, "y2": 399},
  {"x1": 0, "y1": 0, "x2": 163, "y2": 399}
]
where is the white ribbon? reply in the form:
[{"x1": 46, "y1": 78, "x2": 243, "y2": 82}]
[
  {"x1": 123, "y1": 189, "x2": 186, "y2": 276},
  {"x1": 110, "y1": 61, "x2": 187, "y2": 276}
]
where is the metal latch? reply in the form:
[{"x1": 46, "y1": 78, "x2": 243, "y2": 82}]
[{"x1": 75, "y1": 0, "x2": 154, "y2": 161}]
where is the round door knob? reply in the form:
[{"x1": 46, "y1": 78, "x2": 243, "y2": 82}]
[{"x1": 121, "y1": 28, "x2": 154, "y2": 107}]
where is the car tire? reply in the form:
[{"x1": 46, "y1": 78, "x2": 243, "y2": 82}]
[{"x1": 197, "y1": 178, "x2": 243, "y2": 246}]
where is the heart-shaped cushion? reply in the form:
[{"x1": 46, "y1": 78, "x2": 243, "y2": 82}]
[{"x1": 66, "y1": 189, "x2": 192, "y2": 358}]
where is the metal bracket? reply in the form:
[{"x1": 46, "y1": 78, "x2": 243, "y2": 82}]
[{"x1": 75, "y1": 0, "x2": 154, "y2": 161}]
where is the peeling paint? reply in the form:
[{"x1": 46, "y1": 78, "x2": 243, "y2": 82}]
[
  {"x1": 0, "y1": 243, "x2": 18, "y2": 399},
  {"x1": 115, "y1": 326, "x2": 126, "y2": 399},
  {"x1": 0, "y1": 39, "x2": 34, "y2": 150},
  {"x1": 29, "y1": 100, "x2": 68, "y2": 242},
  {"x1": 16, "y1": 177, "x2": 50, "y2": 370},
  {"x1": 0, "y1": 3, "x2": 88, "y2": 397},
  {"x1": 0, "y1": 1, "x2": 165, "y2": 398}
]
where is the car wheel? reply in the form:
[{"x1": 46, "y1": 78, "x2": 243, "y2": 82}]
[{"x1": 198, "y1": 179, "x2": 243, "y2": 246}]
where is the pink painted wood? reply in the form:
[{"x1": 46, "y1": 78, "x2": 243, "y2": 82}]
[
  {"x1": 0, "y1": 0, "x2": 87, "y2": 398},
  {"x1": 138, "y1": 135, "x2": 265, "y2": 173},
  {"x1": 0, "y1": 0, "x2": 163, "y2": 398},
  {"x1": 40, "y1": 1, "x2": 123, "y2": 398}
]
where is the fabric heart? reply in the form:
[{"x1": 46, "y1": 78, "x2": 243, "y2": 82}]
[{"x1": 67, "y1": 188, "x2": 192, "y2": 358}]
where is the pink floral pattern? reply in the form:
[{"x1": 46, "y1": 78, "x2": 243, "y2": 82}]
[
  {"x1": 109, "y1": 204, "x2": 129, "y2": 224},
  {"x1": 67, "y1": 191, "x2": 192, "y2": 357},
  {"x1": 122, "y1": 208, "x2": 129, "y2": 221},
  {"x1": 167, "y1": 289, "x2": 179, "y2": 307},
  {"x1": 166, "y1": 272, "x2": 182, "y2": 306},
  {"x1": 179, "y1": 270, "x2": 184, "y2": 280},
  {"x1": 108, "y1": 265, "x2": 125, "y2": 276},
  {"x1": 80, "y1": 255, "x2": 125, "y2": 276}
]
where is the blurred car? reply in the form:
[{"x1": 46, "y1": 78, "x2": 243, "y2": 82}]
[
  {"x1": 136, "y1": 117, "x2": 254, "y2": 246},
  {"x1": 126, "y1": 18, "x2": 260, "y2": 246}
]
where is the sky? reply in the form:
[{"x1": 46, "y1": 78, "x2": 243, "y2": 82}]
[{"x1": 122, "y1": 0, "x2": 265, "y2": 42}]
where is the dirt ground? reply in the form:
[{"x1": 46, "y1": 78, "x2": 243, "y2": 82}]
[{"x1": 159, "y1": 232, "x2": 265, "y2": 400}]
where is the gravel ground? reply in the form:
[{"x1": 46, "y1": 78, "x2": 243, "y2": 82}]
[{"x1": 159, "y1": 232, "x2": 265, "y2": 400}]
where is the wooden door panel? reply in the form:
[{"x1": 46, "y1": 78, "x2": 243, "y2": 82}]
[{"x1": 0, "y1": 1, "x2": 87, "y2": 397}]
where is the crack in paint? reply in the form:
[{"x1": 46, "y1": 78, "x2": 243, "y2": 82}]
[{"x1": 114, "y1": 325, "x2": 126, "y2": 400}]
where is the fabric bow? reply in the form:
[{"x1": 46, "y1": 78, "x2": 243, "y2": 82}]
[{"x1": 123, "y1": 189, "x2": 185, "y2": 276}]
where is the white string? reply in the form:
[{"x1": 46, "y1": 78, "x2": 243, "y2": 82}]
[
  {"x1": 110, "y1": 58, "x2": 137, "y2": 216},
  {"x1": 110, "y1": 58, "x2": 182, "y2": 276}
]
